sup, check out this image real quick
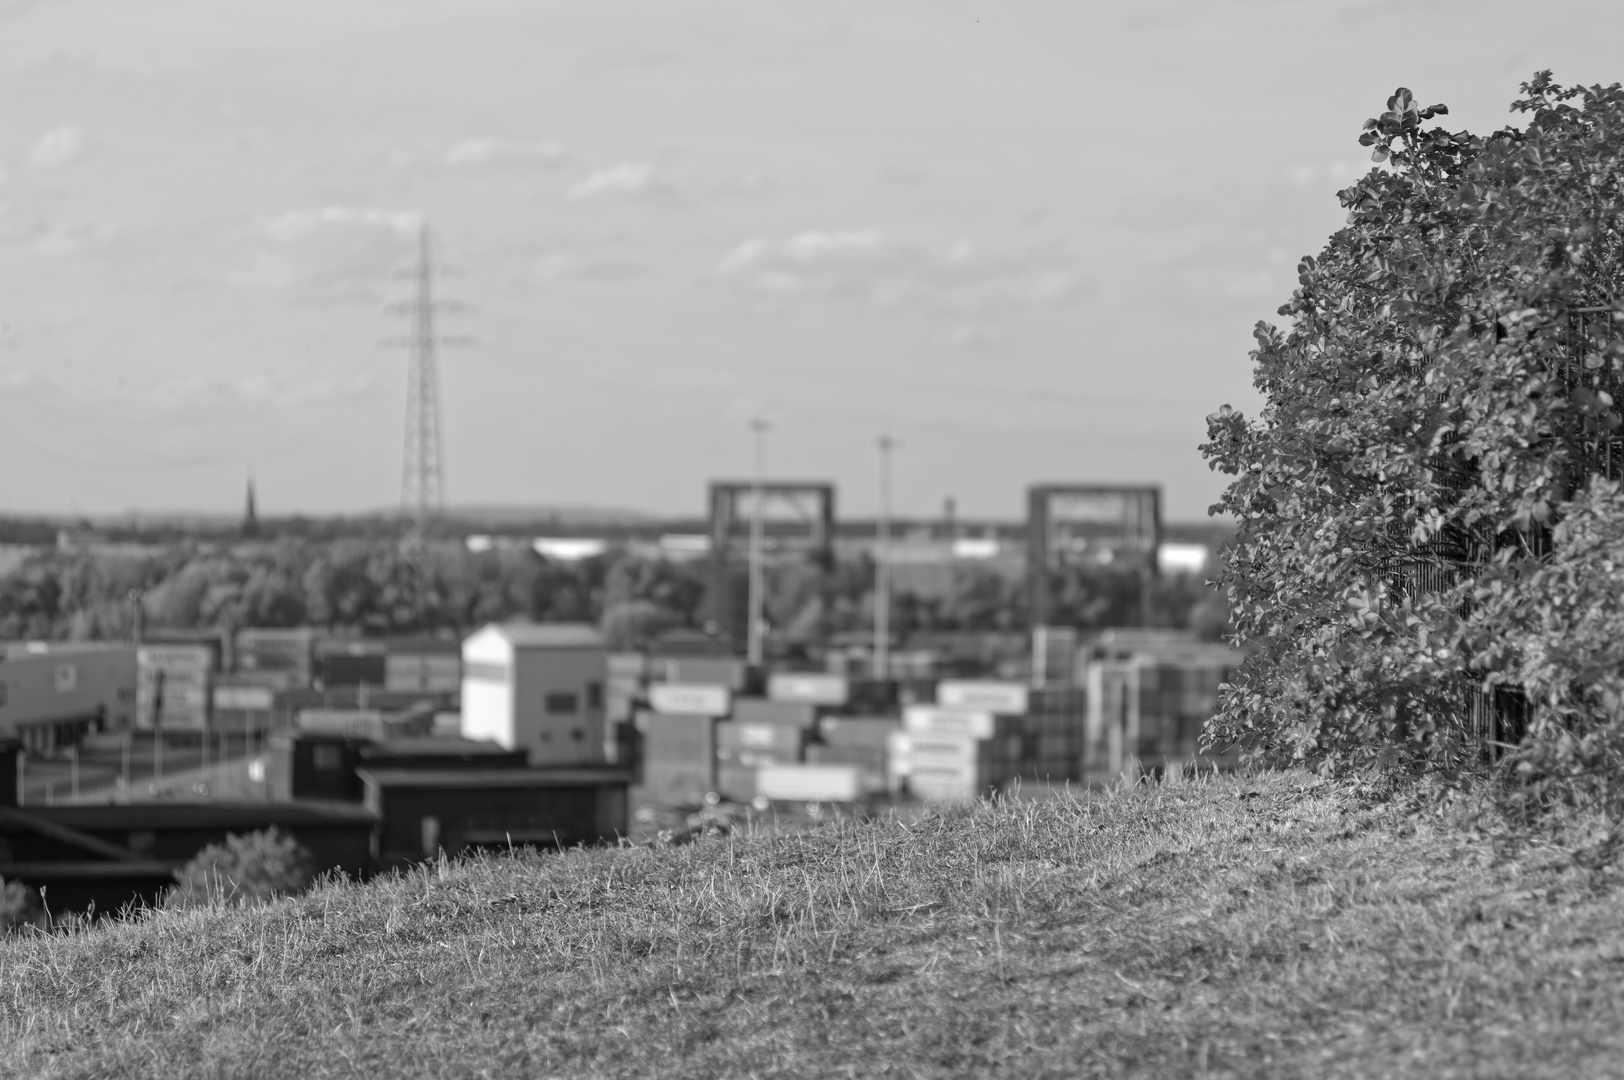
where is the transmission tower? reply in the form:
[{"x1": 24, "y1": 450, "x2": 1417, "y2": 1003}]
[{"x1": 388, "y1": 221, "x2": 455, "y2": 539}]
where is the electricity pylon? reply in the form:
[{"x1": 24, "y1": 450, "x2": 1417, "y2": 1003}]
[{"x1": 384, "y1": 221, "x2": 464, "y2": 540}]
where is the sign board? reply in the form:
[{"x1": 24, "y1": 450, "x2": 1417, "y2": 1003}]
[
  {"x1": 53, "y1": 663, "x2": 78, "y2": 693},
  {"x1": 649, "y1": 683, "x2": 732, "y2": 717},
  {"x1": 214, "y1": 685, "x2": 275, "y2": 711},
  {"x1": 902, "y1": 705, "x2": 998, "y2": 740},
  {"x1": 937, "y1": 680, "x2": 1030, "y2": 716},
  {"x1": 767, "y1": 673, "x2": 849, "y2": 706},
  {"x1": 137, "y1": 645, "x2": 215, "y2": 674}
]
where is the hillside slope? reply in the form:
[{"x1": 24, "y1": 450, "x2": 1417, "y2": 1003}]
[{"x1": 3, "y1": 773, "x2": 1622, "y2": 1078}]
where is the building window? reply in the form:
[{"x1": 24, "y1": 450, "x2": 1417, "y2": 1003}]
[
  {"x1": 545, "y1": 692, "x2": 579, "y2": 715},
  {"x1": 586, "y1": 681, "x2": 603, "y2": 710},
  {"x1": 312, "y1": 745, "x2": 345, "y2": 771}
]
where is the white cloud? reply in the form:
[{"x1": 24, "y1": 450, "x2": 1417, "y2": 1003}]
[
  {"x1": 240, "y1": 206, "x2": 422, "y2": 304},
  {"x1": 264, "y1": 206, "x2": 421, "y2": 241},
  {"x1": 446, "y1": 138, "x2": 569, "y2": 168},
  {"x1": 26, "y1": 126, "x2": 88, "y2": 168},
  {"x1": 715, "y1": 230, "x2": 1093, "y2": 315},
  {"x1": 566, "y1": 163, "x2": 659, "y2": 200}
]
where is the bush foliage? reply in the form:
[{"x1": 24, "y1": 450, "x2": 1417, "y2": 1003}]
[
  {"x1": 164, "y1": 827, "x2": 319, "y2": 910},
  {"x1": 1203, "y1": 74, "x2": 1624, "y2": 780},
  {"x1": 0, "y1": 878, "x2": 47, "y2": 936}
]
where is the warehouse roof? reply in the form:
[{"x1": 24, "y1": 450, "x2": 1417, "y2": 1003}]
[
  {"x1": 0, "y1": 640, "x2": 135, "y2": 660},
  {"x1": 19, "y1": 800, "x2": 378, "y2": 831},
  {"x1": 483, "y1": 622, "x2": 603, "y2": 649},
  {"x1": 357, "y1": 767, "x2": 633, "y2": 789}
]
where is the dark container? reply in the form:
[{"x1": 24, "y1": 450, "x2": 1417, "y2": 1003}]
[
  {"x1": 314, "y1": 643, "x2": 387, "y2": 689},
  {"x1": 268, "y1": 732, "x2": 366, "y2": 802},
  {"x1": 716, "y1": 763, "x2": 758, "y2": 802},
  {"x1": 730, "y1": 698, "x2": 819, "y2": 728},
  {"x1": 0, "y1": 739, "x2": 18, "y2": 808},
  {"x1": 359, "y1": 767, "x2": 631, "y2": 868},
  {"x1": 817, "y1": 716, "x2": 902, "y2": 749}
]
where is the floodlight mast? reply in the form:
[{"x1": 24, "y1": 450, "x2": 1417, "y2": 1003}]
[
  {"x1": 746, "y1": 418, "x2": 772, "y2": 666},
  {"x1": 875, "y1": 433, "x2": 900, "y2": 679}
]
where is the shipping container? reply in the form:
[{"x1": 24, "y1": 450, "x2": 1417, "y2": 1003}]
[
  {"x1": 715, "y1": 763, "x2": 758, "y2": 802},
  {"x1": 935, "y1": 680, "x2": 1030, "y2": 715},
  {"x1": 640, "y1": 761, "x2": 715, "y2": 807},
  {"x1": 653, "y1": 656, "x2": 750, "y2": 690},
  {"x1": 756, "y1": 764, "x2": 865, "y2": 804},
  {"x1": 902, "y1": 705, "x2": 1012, "y2": 740},
  {"x1": 716, "y1": 719, "x2": 805, "y2": 755},
  {"x1": 817, "y1": 715, "x2": 902, "y2": 749},
  {"x1": 731, "y1": 697, "x2": 820, "y2": 728},
  {"x1": 649, "y1": 683, "x2": 732, "y2": 717},
  {"x1": 766, "y1": 672, "x2": 849, "y2": 706},
  {"x1": 297, "y1": 708, "x2": 386, "y2": 741},
  {"x1": 314, "y1": 641, "x2": 387, "y2": 689}
]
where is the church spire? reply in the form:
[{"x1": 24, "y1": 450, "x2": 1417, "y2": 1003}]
[{"x1": 243, "y1": 476, "x2": 260, "y2": 538}]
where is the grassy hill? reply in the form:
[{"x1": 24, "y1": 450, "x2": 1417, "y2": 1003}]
[{"x1": 3, "y1": 772, "x2": 1622, "y2": 1078}]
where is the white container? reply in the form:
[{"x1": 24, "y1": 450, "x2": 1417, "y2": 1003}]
[
  {"x1": 936, "y1": 680, "x2": 1029, "y2": 715},
  {"x1": 890, "y1": 730, "x2": 988, "y2": 764},
  {"x1": 903, "y1": 704, "x2": 997, "y2": 739},
  {"x1": 649, "y1": 683, "x2": 732, "y2": 717},
  {"x1": 756, "y1": 764, "x2": 864, "y2": 803},
  {"x1": 297, "y1": 708, "x2": 385, "y2": 740},
  {"x1": 767, "y1": 672, "x2": 850, "y2": 706},
  {"x1": 214, "y1": 685, "x2": 275, "y2": 711},
  {"x1": 909, "y1": 774, "x2": 989, "y2": 803}
]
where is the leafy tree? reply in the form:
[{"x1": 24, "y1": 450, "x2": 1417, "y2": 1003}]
[{"x1": 1203, "y1": 75, "x2": 1624, "y2": 777}]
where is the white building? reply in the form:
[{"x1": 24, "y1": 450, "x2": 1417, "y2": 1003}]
[
  {"x1": 460, "y1": 623, "x2": 607, "y2": 767},
  {"x1": 0, "y1": 641, "x2": 137, "y2": 753}
]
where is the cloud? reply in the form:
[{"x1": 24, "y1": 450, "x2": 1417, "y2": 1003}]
[
  {"x1": 26, "y1": 126, "x2": 88, "y2": 168},
  {"x1": 446, "y1": 138, "x2": 569, "y2": 169},
  {"x1": 264, "y1": 206, "x2": 420, "y2": 241},
  {"x1": 566, "y1": 163, "x2": 663, "y2": 200},
  {"x1": 714, "y1": 231, "x2": 1093, "y2": 315},
  {"x1": 237, "y1": 206, "x2": 421, "y2": 304},
  {"x1": 530, "y1": 251, "x2": 649, "y2": 284}
]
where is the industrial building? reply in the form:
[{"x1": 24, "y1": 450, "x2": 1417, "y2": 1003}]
[
  {"x1": 460, "y1": 622, "x2": 608, "y2": 767},
  {"x1": 0, "y1": 641, "x2": 136, "y2": 754}
]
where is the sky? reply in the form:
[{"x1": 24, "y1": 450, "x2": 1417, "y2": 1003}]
[{"x1": 1, "y1": 0, "x2": 1622, "y2": 523}]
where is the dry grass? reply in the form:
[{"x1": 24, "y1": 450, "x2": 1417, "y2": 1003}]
[{"x1": 4, "y1": 770, "x2": 1624, "y2": 1078}]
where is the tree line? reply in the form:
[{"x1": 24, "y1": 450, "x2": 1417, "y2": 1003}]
[{"x1": 0, "y1": 539, "x2": 1227, "y2": 649}]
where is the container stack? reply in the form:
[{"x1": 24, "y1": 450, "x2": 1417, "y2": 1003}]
[
  {"x1": 1082, "y1": 648, "x2": 1241, "y2": 783},
  {"x1": 715, "y1": 673, "x2": 857, "y2": 803},
  {"x1": 382, "y1": 638, "x2": 462, "y2": 693},
  {"x1": 313, "y1": 640, "x2": 387, "y2": 689},
  {"x1": 1020, "y1": 685, "x2": 1088, "y2": 783},
  {"x1": 889, "y1": 686, "x2": 1026, "y2": 803},
  {"x1": 808, "y1": 715, "x2": 899, "y2": 793},
  {"x1": 637, "y1": 682, "x2": 730, "y2": 805}
]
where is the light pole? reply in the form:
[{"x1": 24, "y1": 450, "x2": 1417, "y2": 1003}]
[
  {"x1": 746, "y1": 418, "x2": 772, "y2": 666},
  {"x1": 875, "y1": 434, "x2": 900, "y2": 680}
]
